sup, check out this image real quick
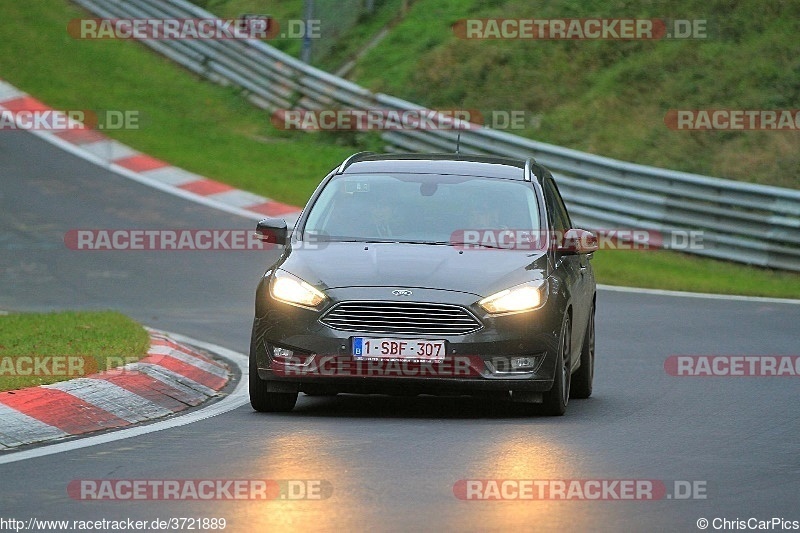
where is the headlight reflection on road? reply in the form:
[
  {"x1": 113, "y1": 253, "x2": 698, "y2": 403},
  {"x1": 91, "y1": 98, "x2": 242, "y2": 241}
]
[
  {"x1": 237, "y1": 430, "x2": 361, "y2": 531},
  {"x1": 449, "y1": 432, "x2": 600, "y2": 531}
]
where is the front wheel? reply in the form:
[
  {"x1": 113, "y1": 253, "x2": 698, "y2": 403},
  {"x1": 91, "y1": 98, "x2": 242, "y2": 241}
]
[
  {"x1": 249, "y1": 355, "x2": 297, "y2": 412},
  {"x1": 540, "y1": 314, "x2": 571, "y2": 416},
  {"x1": 570, "y1": 306, "x2": 595, "y2": 399}
]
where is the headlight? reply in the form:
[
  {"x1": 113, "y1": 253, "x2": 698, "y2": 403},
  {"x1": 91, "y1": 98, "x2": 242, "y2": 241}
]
[
  {"x1": 478, "y1": 280, "x2": 547, "y2": 315},
  {"x1": 269, "y1": 270, "x2": 327, "y2": 309}
]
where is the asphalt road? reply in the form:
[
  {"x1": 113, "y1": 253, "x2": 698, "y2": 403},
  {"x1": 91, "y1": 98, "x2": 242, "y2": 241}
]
[{"x1": 1, "y1": 131, "x2": 798, "y2": 532}]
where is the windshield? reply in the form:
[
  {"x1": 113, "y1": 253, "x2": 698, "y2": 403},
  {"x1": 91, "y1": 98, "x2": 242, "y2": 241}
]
[{"x1": 303, "y1": 173, "x2": 541, "y2": 243}]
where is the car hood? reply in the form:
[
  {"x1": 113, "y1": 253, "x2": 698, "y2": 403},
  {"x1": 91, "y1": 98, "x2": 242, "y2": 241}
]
[{"x1": 278, "y1": 242, "x2": 547, "y2": 297}]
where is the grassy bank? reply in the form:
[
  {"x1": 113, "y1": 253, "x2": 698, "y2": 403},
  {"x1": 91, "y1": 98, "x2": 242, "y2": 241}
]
[
  {"x1": 0, "y1": 311, "x2": 149, "y2": 392},
  {"x1": 348, "y1": 0, "x2": 800, "y2": 189}
]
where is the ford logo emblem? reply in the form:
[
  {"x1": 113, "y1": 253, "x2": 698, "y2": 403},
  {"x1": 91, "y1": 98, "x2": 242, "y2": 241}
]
[{"x1": 392, "y1": 289, "x2": 413, "y2": 296}]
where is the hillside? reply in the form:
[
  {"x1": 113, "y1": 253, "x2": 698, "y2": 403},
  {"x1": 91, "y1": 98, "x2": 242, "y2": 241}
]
[{"x1": 213, "y1": 0, "x2": 800, "y2": 188}]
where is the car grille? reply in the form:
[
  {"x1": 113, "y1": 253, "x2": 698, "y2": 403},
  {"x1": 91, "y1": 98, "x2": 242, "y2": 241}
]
[{"x1": 320, "y1": 301, "x2": 483, "y2": 336}]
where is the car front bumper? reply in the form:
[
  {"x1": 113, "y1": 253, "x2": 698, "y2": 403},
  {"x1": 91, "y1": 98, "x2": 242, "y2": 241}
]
[{"x1": 251, "y1": 283, "x2": 566, "y2": 397}]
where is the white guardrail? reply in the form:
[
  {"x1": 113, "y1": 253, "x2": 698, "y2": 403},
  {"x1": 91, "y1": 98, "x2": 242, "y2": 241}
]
[{"x1": 73, "y1": 0, "x2": 800, "y2": 271}]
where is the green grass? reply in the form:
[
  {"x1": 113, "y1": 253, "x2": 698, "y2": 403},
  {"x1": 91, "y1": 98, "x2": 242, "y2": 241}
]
[
  {"x1": 200, "y1": 0, "x2": 407, "y2": 71},
  {"x1": 350, "y1": 0, "x2": 800, "y2": 189},
  {"x1": 0, "y1": 311, "x2": 150, "y2": 392},
  {"x1": 0, "y1": 0, "x2": 797, "y2": 298},
  {"x1": 591, "y1": 250, "x2": 800, "y2": 298}
]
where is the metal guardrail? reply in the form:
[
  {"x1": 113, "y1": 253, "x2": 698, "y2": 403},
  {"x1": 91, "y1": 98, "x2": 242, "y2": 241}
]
[{"x1": 72, "y1": 0, "x2": 800, "y2": 271}]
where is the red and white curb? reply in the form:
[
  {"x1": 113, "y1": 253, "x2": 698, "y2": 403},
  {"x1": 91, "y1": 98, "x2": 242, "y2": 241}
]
[
  {"x1": 0, "y1": 79, "x2": 302, "y2": 225},
  {"x1": 0, "y1": 329, "x2": 231, "y2": 450}
]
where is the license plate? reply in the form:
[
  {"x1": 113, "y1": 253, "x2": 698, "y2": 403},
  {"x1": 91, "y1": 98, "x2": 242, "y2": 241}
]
[{"x1": 352, "y1": 338, "x2": 446, "y2": 361}]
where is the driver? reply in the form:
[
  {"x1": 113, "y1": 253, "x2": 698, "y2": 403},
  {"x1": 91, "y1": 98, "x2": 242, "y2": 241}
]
[
  {"x1": 465, "y1": 200, "x2": 500, "y2": 229},
  {"x1": 366, "y1": 187, "x2": 400, "y2": 238},
  {"x1": 368, "y1": 202, "x2": 397, "y2": 238}
]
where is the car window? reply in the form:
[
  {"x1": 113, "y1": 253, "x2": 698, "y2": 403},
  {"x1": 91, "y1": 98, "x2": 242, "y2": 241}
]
[
  {"x1": 303, "y1": 173, "x2": 541, "y2": 243},
  {"x1": 543, "y1": 177, "x2": 572, "y2": 231}
]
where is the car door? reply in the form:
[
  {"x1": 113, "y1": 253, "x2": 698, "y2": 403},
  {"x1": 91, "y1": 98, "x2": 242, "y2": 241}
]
[{"x1": 543, "y1": 176, "x2": 591, "y2": 365}]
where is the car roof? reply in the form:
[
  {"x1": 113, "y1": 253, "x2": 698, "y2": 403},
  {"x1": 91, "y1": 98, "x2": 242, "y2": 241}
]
[{"x1": 338, "y1": 153, "x2": 547, "y2": 183}]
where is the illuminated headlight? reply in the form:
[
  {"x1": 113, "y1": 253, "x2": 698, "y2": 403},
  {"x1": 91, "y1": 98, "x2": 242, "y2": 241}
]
[
  {"x1": 478, "y1": 280, "x2": 547, "y2": 315},
  {"x1": 269, "y1": 270, "x2": 327, "y2": 309}
]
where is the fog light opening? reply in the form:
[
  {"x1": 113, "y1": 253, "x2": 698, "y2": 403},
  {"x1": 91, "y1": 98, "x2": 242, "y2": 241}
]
[
  {"x1": 269, "y1": 345, "x2": 313, "y2": 366},
  {"x1": 486, "y1": 355, "x2": 544, "y2": 375},
  {"x1": 511, "y1": 356, "x2": 536, "y2": 371},
  {"x1": 272, "y1": 346, "x2": 294, "y2": 359}
]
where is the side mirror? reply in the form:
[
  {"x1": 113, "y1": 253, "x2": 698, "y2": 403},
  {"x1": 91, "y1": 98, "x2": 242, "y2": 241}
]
[
  {"x1": 554, "y1": 229, "x2": 598, "y2": 255},
  {"x1": 255, "y1": 218, "x2": 288, "y2": 246}
]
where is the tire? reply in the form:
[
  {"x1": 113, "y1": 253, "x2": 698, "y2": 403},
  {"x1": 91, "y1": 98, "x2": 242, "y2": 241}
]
[
  {"x1": 249, "y1": 353, "x2": 298, "y2": 413},
  {"x1": 540, "y1": 314, "x2": 571, "y2": 416},
  {"x1": 570, "y1": 306, "x2": 595, "y2": 399}
]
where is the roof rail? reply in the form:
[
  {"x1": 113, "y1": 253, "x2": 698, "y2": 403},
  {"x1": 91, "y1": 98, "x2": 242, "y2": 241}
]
[
  {"x1": 337, "y1": 151, "x2": 376, "y2": 174},
  {"x1": 523, "y1": 157, "x2": 536, "y2": 181}
]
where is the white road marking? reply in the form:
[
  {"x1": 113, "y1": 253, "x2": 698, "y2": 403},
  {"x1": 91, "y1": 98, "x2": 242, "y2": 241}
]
[
  {"x1": 44, "y1": 378, "x2": 173, "y2": 423},
  {"x1": 206, "y1": 188, "x2": 272, "y2": 208},
  {"x1": 0, "y1": 83, "x2": 26, "y2": 101},
  {"x1": 148, "y1": 345, "x2": 229, "y2": 378},
  {"x1": 134, "y1": 363, "x2": 218, "y2": 398},
  {"x1": 0, "y1": 403, "x2": 68, "y2": 448},
  {"x1": 80, "y1": 139, "x2": 139, "y2": 161},
  {"x1": 141, "y1": 166, "x2": 204, "y2": 187},
  {"x1": 597, "y1": 284, "x2": 800, "y2": 305}
]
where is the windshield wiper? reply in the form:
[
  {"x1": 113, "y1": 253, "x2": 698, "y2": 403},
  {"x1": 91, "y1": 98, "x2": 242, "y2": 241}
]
[
  {"x1": 437, "y1": 241, "x2": 505, "y2": 249},
  {"x1": 324, "y1": 238, "x2": 402, "y2": 244},
  {"x1": 321, "y1": 238, "x2": 509, "y2": 249}
]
